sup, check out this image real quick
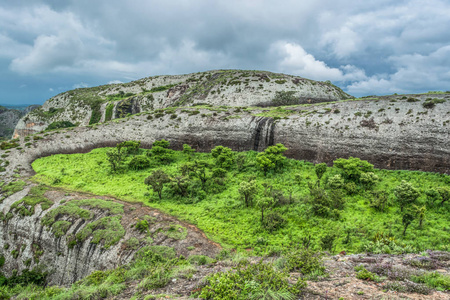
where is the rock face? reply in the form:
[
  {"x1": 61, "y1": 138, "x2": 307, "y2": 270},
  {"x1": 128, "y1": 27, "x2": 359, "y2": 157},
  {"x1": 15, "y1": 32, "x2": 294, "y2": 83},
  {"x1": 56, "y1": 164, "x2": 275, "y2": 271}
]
[
  {"x1": 0, "y1": 105, "x2": 40, "y2": 139},
  {"x1": 3, "y1": 93, "x2": 450, "y2": 178},
  {"x1": 0, "y1": 186, "x2": 220, "y2": 286},
  {"x1": 13, "y1": 70, "x2": 351, "y2": 138},
  {"x1": 1, "y1": 92, "x2": 449, "y2": 287}
]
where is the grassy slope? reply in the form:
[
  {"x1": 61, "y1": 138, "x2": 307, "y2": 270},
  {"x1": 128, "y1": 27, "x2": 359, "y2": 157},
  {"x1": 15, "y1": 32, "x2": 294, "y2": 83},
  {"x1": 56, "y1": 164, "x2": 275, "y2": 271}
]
[{"x1": 32, "y1": 147, "x2": 450, "y2": 254}]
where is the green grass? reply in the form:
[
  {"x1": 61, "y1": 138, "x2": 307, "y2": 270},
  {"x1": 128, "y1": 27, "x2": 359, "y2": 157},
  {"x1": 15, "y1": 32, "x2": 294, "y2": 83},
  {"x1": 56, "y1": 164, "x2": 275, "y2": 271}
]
[
  {"x1": 41, "y1": 199, "x2": 125, "y2": 249},
  {"x1": 10, "y1": 185, "x2": 52, "y2": 216},
  {"x1": 32, "y1": 147, "x2": 450, "y2": 254}
]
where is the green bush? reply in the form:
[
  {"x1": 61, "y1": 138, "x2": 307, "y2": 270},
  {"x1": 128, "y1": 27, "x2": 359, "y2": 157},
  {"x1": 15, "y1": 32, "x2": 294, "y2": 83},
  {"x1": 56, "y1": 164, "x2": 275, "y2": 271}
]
[
  {"x1": 284, "y1": 249, "x2": 325, "y2": 276},
  {"x1": 198, "y1": 260, "x2": 306, "y2": 299},
  {"x1": 128, "y1": 155, "x2": 150, "y2": 170},
  {"x1": 46, "y1": 121, "x2": 76, "y2": 131}
]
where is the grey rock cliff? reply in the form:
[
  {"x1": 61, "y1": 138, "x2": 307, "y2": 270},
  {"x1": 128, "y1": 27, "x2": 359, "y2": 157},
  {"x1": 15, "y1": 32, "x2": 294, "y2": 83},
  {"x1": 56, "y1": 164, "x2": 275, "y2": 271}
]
[
  {"x1": 3, "y1": 94, "x2": 450, "y2": 179},
  {"x1": 13, "y1": 70, "x2": 350, "y2": 138}
]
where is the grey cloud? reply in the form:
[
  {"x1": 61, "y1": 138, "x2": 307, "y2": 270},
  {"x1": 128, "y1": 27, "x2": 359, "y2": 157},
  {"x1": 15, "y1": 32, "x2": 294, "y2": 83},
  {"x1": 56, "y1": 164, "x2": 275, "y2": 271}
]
[{"x1": 1, "y1": 0, "x2": 450, "y2": 105}]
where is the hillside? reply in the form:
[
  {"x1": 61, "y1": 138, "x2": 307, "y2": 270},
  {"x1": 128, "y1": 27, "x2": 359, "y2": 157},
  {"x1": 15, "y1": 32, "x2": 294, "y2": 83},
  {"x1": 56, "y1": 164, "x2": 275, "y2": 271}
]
[
  {"x1": 12, "y1": 70, "x2": 350, "y2": 138},
  {"x1": 0, "y1": 105, "x2": 40, "y2": 140},
  {"x1": 0, "y1": 71, "x2": 448, "y2": 299}
]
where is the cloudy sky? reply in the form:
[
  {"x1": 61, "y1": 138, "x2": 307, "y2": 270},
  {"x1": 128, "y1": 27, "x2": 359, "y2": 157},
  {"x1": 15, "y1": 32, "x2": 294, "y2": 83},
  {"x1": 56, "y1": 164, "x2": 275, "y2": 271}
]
[{"x1": 1, "y1": 0, "x2": 450, "y2": 105}]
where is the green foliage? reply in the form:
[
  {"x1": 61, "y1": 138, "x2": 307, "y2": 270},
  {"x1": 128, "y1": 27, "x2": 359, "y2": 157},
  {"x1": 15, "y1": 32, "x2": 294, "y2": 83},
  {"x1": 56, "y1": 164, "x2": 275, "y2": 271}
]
[
  {"x1": 0, "y1": 180, "x2": 26, "y2": 201},
  {"x1": 135, "y1": 219, "x2": 149, "y2": 233},
  {"x1": 117, "y1": 140, "x2": 141, "y2": 155},
  {"x1": 104, "y1": 102, "x2": 114, "y2": 121},
  {"x1": 149, "y1": 140, "x2": 173, "y2": 164},
  {"x1": 256, "y1": 144, "x2": 287, "y2": 176},
  {"x1": 327, "y1": 174, "x2": 344, "y2": 190},
  {"x1": 45, "y1": 121, "x2": 75, "y2": 131},
  {"x1": 422, "y1": 98, "x2": 446, "y2": 109},
  {"x1": 238, "y1": 180, "x2": 259, "y2": 207},
  {"x1": 394, "y1": 180, "x2": 420, "y2": 212},
  {"x1": 314, "y1": 163, "x2": 327, "y2": 186},
  {"x1": 128, "y1": 155, "x2": 151, "y2": 170},
  {"x1": 411, "y1": 271, "x2": 450, "y2": 291},
  {"x1": 152, "y1": 139, "x2": 170, "y2": 148},
  {"x1": 145, "y1": 169, "x2": 170, "y2": 199},
  {"x1": 42, "y1": 199, "x2": 124, "y2": 247},
  {"x1": 198, "y1": 261, "x2": 306, "y2": 299},
  {"x1": 256, "y1": 196, "x2": 275, "y2": 224},
  {"x1": 360, "y1": 172, "x2": 379, "y2": 189},
  {"x1": 436, "y1": 186, "x2": 450, "y2": 206},
  {"x1": 262, "y1": 211, "x2": 286, "y2": 232},
  {"x1": 272, "y1": 91, "x2": 298, "y2": 106},
  {"x1": 32, "y1": 147, "x2": 450, "y2": 254},
  {"x1": 10, "y1": 185, "x2": 52, "y2": 216},
  {"x1": 284, "y1": 249, "x2": 325, "y2": 276},
  {"x1": 211, "y1": 146, "x2": 234, "y2": 169},
  {"x1": 333, "y1": 157, "x2": 374, "y2": 182},
  {"x1": 0, "y1": 141, "x2": 19, "y2": 150},
  {"x1": 106, "y1": 147, "x2": 124, "y2": 173},
  {"x1": 182, "y1": 144, "x2": 196, "y2": 160},
  {"x1": 75, "y1": 215, "x2": 125, "y2": 249},
  {"x1": 355, "y1": 266, "x2": 378, "y2": 281},
  {"x1": 0, "y1": 269, "x2": 47, "y2": 288}
]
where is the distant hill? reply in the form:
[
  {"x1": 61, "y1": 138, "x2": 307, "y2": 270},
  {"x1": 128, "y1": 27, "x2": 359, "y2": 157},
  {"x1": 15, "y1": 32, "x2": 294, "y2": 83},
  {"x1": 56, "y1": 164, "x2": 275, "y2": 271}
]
[
  {"x1": 13, "y1": 69, "x2": 351, "y2": 138},
  {"x1": 0, "y1": 105, "x2": 40, "y2": 139}
]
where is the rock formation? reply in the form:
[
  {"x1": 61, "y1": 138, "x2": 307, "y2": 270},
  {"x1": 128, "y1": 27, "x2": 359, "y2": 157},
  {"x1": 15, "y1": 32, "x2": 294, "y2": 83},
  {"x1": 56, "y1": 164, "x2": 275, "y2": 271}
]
[{"x1": 13, "y1": 70, "x2": 350, "y2": 138}]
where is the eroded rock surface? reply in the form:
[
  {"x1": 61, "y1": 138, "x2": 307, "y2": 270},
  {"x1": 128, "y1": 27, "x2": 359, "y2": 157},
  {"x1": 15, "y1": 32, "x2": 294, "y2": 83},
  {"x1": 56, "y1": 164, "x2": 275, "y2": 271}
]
[
  {"x1": 0, "y1": 187, "x2": 220, "y2": 285},
  {"x1": 13, "y1": 70, "x2": 350, "y2": 138}
]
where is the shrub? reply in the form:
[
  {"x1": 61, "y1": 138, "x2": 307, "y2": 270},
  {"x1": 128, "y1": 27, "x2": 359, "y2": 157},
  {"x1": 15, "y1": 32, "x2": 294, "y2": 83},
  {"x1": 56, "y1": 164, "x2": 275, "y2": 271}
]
[
  {"x1": 198, "y1": 260, "x2": 306, "y2": 299},
  {"x1": 272, "y1": 91, "x2": 298, "y2": 106},
  {"x1": 333, "y1": 157, "x2": 374, "y2": 182},
  {"x1": 262, "y1": 211, "x2": 286, "y2": 232},
  {"x1": 128, "y1": 155, "x2": 150, "y2": 170},
  {"x1": 284, "y1": 249, "x2": 325, "y2": 276},
  {"x1": 46, "y1": 121, "x2": 76, "y2": 131},
  {"x1": 135, "y1": 219, "x2": 149, "y2": 233}
]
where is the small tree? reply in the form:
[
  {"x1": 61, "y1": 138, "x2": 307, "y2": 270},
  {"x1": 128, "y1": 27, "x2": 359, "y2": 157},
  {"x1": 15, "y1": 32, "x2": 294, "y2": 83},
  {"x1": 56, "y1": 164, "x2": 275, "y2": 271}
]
[
  {"x1": 314, "y1": 163, "x2": 327, "y2": 186},
  {"x1": 327, "y1": 174, "x2": 344, "y2": 190},
  {"x1": 256, "y1": 153, "x2": 275, "y2": 176},
  {"x1": 402, "y1": 211, "x2": 414, "y2": 236},
  {"x1": 235, "y1": 152, "x2": 247, "y2": 171},
  {"x1": 117, "y1": 140, "x2": 141, "y2": 155},
  {"x1": 238, "y1": 180, "x2": 258, "y2": 207},
  {"x1": 106, "y1": 147, "x2": 124, "y2": 173},
  {"x1": 211, "y1": 146, "x2": 234, "y2": 169},
  {"x1": 192, "y1": 160, "x2": 209, "y2": 190},
  {"x1": 172, "y1": 175, "x2": 189, "y2": 197},
  {"x1": 394, "y1": 181, "x2": 420, "y2": 212},
  {"x1": 182, "y1": 144, "x2": 196, "y2": 161},
  {"x1": 153, "y1": 139, "x2": 170, "y2": 148},
  {"x1": 436, "y1": 187, "x2": 450, "y2": 206},
  {"x1": 256, "y1": 143, "x2": 288, "y2": 175},
  {"x1": 257, "y1": 196, "x2": 275, "y2": 224},
  {"x1": 370, "y1": 191, "x2": 389, "y2": 212},
  {"x1": 413, "y1": 205, "x2": 426, "y2": 228},
  {"x1": 360, "y1": 172, "x2": 380, "y2": 189},
  {"x1": 144, "y1": 169, "x2": 170, "y2": 200},
  {"x1": 333, "y1": 157, "x2": 374, "y2": 182}
]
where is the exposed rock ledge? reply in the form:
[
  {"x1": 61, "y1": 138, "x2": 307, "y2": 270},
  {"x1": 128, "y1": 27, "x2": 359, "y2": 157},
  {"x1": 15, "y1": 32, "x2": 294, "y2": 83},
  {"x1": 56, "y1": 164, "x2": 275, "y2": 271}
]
[{"x1": 3, "y1": 94, "x2": 450, "y2": 181}]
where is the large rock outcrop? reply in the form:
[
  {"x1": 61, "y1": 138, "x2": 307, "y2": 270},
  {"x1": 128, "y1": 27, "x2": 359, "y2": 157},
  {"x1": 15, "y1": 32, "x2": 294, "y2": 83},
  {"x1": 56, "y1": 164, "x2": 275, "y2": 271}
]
[
  {"x1": 0, "y1": 105, "x2": 40, "y2": 139},
  {"x1": 13, "y1": 70, "x2": 351, "y2": 138},
  {"x1": 3, "y1": 93, "x2": 450, "y2": 178},
  {"x1": 0, "y1": 186, "x2": 220, "y2": 285}
]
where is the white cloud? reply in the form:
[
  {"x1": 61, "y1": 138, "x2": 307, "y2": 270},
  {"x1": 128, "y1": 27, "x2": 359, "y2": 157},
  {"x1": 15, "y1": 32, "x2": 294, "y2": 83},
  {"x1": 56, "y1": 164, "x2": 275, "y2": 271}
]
[
  {"x1": 108, "y1": 80, "x2": 123, "y2": 84},
  {"x1": 347, "y1": 45, "x2": 450, "y2": 95},
  {"x1": 270, "y1": 41, "x2": 367, "y2": 82},
  {"x1": 49, "y1": 88, "x2": 54, "y2": 92},
  {"x1": 72, "y1": 82, "x2": 89, "y2": 89}
]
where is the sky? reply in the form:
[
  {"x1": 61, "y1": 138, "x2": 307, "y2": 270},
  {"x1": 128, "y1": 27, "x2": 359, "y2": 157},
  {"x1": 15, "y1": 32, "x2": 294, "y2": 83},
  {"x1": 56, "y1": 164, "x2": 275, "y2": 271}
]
[{"x1": 1, "y1": 0, "x2": 450, "y2": 105}]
